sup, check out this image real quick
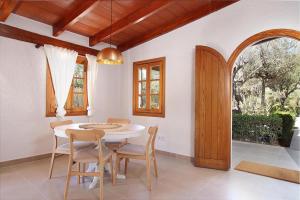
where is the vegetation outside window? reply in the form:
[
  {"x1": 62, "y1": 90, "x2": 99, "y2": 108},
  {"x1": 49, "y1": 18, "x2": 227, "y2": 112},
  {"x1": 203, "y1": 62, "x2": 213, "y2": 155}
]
[
  {"x1": 46, "y1": 56, "x2": 88, "y2": 117},
  {"x1": 133, "y1": 57, "x2": 165, "y2": 117}
]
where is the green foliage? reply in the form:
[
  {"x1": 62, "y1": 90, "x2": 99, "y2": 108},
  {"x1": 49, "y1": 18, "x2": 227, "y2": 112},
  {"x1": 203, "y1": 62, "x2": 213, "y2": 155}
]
[
  {"x1": 232, "y1": 114, "x2": 282, "y2": 145},
  {"x1": 269, "y1": 102, "x2": 297, "y2": 116},
  {"x1": 273, "y1": 111, "x2": 296, "y2": 147},
  {"x1": 232, "y1": 37, "x2": 300, "y2": 115}
]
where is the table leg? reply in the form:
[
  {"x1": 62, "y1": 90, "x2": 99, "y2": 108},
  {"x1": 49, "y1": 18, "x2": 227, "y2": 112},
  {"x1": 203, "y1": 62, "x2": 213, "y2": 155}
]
[
  {"x1": 89, "y1": 176, "x2": 99, "y2": 189},
  {"x1": 88, "y1": 159, "x2": 126, "y2": 189},
  {"x1": 88, "y1": 163, "x2": 110, "y2": 189},
  {"x1": 88, "y1": 142, "x2": 127, "y2": 189},
  {"x1": 113, "y1": 152, "x2": 126, "y2": 181}
]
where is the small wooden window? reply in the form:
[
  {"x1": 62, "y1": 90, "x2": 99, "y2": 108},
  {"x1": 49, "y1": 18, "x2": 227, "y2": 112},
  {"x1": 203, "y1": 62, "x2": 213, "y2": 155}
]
[
  {"x1": 46, "y1": 56, "x2": 88, "y2": 117},
  {"x1": 133, "y1": 57, "x2": 165, "y2": 117}
]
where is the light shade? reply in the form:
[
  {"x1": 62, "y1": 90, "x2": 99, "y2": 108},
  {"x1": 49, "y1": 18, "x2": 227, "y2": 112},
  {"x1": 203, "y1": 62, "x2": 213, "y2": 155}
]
[{"x1": 96, "y1": 47, "x2": 124, "y2": 65}]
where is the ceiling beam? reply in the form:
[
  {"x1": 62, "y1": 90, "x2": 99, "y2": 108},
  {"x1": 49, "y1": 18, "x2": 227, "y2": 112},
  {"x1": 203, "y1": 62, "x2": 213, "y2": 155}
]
[
  {"x1": 0, "y1": 0, "x2": 18, "y2": 21},
  {"x1": 53, "y1": 0, "x2": 98, "y2": 37},
  {"x1": 118, "y1": 1, "x2": 238, "y2": 52},
  {"x1": 0, "y1": 23, "x2": 99, "y2": 56},
  {"x1": 89, "y1": 0, "x2": 172, "y2": 47}
]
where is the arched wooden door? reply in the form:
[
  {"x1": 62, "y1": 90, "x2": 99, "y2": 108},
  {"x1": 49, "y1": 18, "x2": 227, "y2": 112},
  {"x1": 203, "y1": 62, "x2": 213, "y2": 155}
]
[{"x1": 194, "y1": 45, "x2": 231, "y2": 170}]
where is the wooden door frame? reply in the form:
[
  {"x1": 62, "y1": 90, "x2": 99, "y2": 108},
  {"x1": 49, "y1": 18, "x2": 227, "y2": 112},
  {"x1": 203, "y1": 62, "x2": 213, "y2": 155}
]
[
  {"x1": 228, "y1": 29, "x2": 300, "y2": 69},
  {"x1": 227, "y1": 28, "x2": 300, "y2": 167}
]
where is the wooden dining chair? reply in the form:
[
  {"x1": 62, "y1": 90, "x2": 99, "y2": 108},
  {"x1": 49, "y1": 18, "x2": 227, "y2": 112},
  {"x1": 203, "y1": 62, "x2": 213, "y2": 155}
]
[
  {"x1": 105, "y1": 118, "x2": 131, "y2": 150},
  {"x1": 64, "y1": 129, "x2": 114, "y2": 200},
  {"x1": 107, "y1": 118, "x2": 131, "y2": 124},
  {"x1": 49, "y1": 120, "x2": 96, "y2": 180},
  {"x1": 114, "y1": 126, "x2": 159, "y2": 190}
]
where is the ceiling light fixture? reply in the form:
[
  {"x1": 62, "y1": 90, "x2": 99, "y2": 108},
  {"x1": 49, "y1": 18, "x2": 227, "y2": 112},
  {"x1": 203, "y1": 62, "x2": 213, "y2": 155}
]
[{"x1": 96, "y1": 0, "x2": 123, "y2": 65}]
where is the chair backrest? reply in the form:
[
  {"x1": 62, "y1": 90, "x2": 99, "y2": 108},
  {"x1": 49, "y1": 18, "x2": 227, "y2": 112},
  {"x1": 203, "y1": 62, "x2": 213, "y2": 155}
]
[
  {"x1": 107, "y1": 118, "x2": 131, "y2": 124},
  {"x1": 66, "y1": 129, "x2": 105, "y2": 142},
  {"x1": 146, "y1": 126, "x2": 158, "y2": 155},
  {"x1": 66, "y1": 129, "x2": 105, "y2": 159},
  {"x1": 50, "y1": 120, "x2": 73, "y2": 129}
]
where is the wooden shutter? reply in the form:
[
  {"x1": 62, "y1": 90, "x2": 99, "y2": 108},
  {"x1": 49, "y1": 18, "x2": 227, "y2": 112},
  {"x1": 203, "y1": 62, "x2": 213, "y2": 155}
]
[{"x1": 194, "y1": 45, "x2": 231, "y2": 170}]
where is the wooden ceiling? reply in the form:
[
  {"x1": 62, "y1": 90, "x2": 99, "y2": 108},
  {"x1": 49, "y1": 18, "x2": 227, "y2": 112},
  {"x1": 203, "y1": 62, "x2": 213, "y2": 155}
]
[{"x1": 1, "y1": 0, "x2": 238, "y2": 51}]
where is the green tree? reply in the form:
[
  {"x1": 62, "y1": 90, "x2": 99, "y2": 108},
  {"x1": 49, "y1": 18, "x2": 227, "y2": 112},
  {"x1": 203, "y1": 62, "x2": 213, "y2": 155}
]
[
  {"x1": 232, "y1": 37, "x2": 300, "y2": 115},
  {"x1": 267, "y1": 39, "x2": 300, "y2": 109}
]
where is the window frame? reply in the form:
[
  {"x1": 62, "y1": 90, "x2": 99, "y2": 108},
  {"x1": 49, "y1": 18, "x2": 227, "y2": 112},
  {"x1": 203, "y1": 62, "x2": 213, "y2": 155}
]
[
  {"x1": 133, "y1": 57, "x2": 165, "y2": 118},
  {"x1": 46, "y1": 56, "x2": 88, "y2": 117}
]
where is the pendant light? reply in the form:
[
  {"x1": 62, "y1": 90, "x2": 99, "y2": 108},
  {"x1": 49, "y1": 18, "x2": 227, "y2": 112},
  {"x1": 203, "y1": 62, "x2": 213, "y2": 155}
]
[{"x1": 97, "y1": 0, "x2": 123, "y2": 64}]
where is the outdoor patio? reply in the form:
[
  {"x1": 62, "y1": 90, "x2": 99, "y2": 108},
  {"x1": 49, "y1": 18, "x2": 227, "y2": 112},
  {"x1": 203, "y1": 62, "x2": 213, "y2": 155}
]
[{"x1": 232, "y1": 141, "x2": 300, "y2": 170}]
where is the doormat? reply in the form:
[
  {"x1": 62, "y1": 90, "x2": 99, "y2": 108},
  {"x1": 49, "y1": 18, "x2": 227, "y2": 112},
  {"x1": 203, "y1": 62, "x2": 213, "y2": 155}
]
[{"x1": 235, "y1": 161, "x2": 300, "y2": 184}]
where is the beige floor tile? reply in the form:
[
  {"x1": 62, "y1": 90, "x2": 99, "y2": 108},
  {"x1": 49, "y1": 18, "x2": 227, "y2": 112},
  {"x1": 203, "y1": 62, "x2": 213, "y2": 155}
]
[{"x1": 0, "y1": 142, "x2": 299, "y2": 200}]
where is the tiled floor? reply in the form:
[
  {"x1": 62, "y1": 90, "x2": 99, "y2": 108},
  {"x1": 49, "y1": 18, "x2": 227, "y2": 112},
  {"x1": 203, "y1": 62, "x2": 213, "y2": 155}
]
[{"x1": 1, "y1": 143, "x2": 300, "y2": 200}]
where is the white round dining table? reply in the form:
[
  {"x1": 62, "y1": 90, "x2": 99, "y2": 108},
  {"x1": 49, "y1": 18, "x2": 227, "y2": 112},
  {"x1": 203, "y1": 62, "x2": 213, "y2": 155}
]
[
  {"x1": 54, "y1": 122, "x2": 146, "y2": 140},
  {"x1": 54, "y1": 122, "x2": 146, "y2": 189}
]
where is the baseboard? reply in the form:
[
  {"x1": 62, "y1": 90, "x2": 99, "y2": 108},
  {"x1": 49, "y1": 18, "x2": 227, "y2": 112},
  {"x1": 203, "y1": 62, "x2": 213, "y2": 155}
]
[
  {"x1": 0, "y1": 149, "x2": 193, "y2": 168},
  {"x1": 0, "y1": 153, "x2": 52, "y2": 168},
  {"x1": 156, "y1": 149, "x2": 194, "y2": 161}
]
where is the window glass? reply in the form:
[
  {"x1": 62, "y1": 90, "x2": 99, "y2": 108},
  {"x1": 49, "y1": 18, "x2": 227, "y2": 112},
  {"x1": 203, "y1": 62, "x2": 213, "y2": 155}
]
[
  {"x1": 74, "y1": 64, "x2": 84, "y2": 78},
  {"x1": 74, "y1": 79, "x2": 84, "y2": 93},
  {"x1": 150, "y1": 80, "x2": 159, "y2": 94},
  {"x1": 138, "y1": 95, "x2": 146, "y2": 109},
  {"x1": 151, "y1": 66, "x2": 160, "y2": 80},
  {"x1": 73, "y1": 93, "x2": 84, "y2": 108},
  {"x1": 138, "y1": 82, "x2": 146, "y2": 95},
  {"x1": 138, "y1": 67, "x2": 147, "y2": 81},
  {"x1": 151, "y1": 95, "x2": 160, "y2": 109},
  {"x1": 72, "y1": 64, "x2": 84, "y2": 109}
]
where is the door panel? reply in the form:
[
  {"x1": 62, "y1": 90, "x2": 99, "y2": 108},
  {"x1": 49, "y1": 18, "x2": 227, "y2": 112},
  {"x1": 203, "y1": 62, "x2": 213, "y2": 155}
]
[{"x1": 194, "y1": 45, "x2": 231, "y2": 170}]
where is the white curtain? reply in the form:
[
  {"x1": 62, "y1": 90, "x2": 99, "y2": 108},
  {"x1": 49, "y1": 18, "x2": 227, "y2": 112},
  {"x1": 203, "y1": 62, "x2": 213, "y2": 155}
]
[
  {"x1": 86, "y1": 54, "x2": 98, "y2": 116},
  {"x1": 44, "y1": 45, "x2": 78, "y2": 118}
]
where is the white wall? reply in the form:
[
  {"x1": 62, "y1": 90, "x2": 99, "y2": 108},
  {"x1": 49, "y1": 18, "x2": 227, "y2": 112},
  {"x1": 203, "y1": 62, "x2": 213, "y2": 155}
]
[
  {"x1": 120, "y1": 1, "x2": 300, "y2": 157},
  {"x1": 0, "y1": 15, "x2": 123, "y2": 162}
]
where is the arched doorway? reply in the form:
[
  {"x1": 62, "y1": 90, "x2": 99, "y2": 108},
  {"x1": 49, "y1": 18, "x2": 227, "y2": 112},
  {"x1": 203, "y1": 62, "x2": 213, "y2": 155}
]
[
  {"x1": 194, "y1": 29, "x2": 299, "y2": 170},
  {"x1": 227, "y1": 29, "x2": 300, "y2": 168}
]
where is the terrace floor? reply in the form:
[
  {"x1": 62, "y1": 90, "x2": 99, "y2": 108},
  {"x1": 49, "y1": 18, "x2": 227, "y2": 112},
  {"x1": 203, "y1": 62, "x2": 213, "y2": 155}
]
[{"x1": 232, "y1": 140, "x2": 300, "y2": 170}]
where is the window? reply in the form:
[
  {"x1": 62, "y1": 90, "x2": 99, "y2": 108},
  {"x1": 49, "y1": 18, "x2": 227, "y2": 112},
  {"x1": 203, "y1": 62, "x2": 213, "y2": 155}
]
[
  {"x1": 46, "y1": 56, "x2": 88, "y2": 117},
  {"x1": 133, "y1": 57, "x2": 165, "y2": 117}
]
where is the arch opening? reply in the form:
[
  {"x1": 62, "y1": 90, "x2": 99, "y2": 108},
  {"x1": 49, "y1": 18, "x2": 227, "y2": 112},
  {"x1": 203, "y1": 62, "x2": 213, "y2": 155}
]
[{"x1": 227, "y1": 29, "x2": 300, "y2": 169}]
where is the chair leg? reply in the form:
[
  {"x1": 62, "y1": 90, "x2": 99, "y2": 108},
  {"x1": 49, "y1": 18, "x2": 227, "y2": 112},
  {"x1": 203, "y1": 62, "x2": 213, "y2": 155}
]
[
  {"x1": 99, "y1": 165, "x2": 104, "y2": 200},
  {"x1": 153, "y1": 155, "x2": 158, "y2": 178},
  {"x1": 146, "y1": 157, "x2": 152, "y2": 191},
  {"x1": 109, "y1": 157, "x2": 114, "y2": 183},
  {"x1": 64, "y1": 157, "x2": 73, "y2": 200},
  {"x1": 114, "y1": 156, "x2": 120, "y2": 184},
  {"x1": 118, "y1": 157, "x2": 123, "y2": 172},
  {"x1": 82, "y1": 163, "x2": 86, "y2": 183},
  {"x1": 77, "y1": 162, "x2": 81, "y2": 184},
  {"x1": 124, "y1": 158, "x2": 129, "y2": 175},
  {"x1": 48, "y1": 152, "x2": 56, "y2": 179}
]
